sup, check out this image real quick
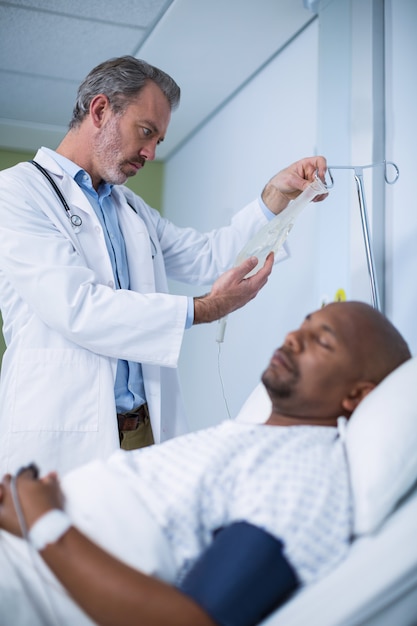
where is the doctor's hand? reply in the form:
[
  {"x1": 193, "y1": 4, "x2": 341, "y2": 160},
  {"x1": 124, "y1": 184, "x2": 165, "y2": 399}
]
[
  {"x1": 0, "y1": 467, "x2": 64, "y2": 537},
  {"x1": 193, "y1": 252, "x2": 274, "y2": 324},
  {"x1": 262, "y1": 155, "x2": 328, "y2": 215}
]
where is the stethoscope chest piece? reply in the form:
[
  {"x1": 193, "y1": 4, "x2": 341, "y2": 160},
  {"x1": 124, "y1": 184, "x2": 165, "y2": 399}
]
[
  {"x1": 30, "y1": 159, "x2": 83, "y2": 234},
  {"x1": 70, "y1": 214, "x2": 83, "y2": 230}
]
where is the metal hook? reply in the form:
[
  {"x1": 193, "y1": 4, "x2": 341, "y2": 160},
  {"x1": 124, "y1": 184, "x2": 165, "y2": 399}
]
[
  {"x1": 325, "y1": 169, "x2": 335, "y2": 189},
  {"x1": 322, "y1": 160, "x2": 399, "y2": 312},
  {"x1": 327, "y1": 160, "x2": 399, "y2": 186},
  {"x1": 383, "y1": 161, "x2": 400, "y2": 185}
]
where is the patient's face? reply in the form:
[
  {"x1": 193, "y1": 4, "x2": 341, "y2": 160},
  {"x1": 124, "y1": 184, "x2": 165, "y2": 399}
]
[{"x1": 262, "y1": 303, "x2": 363, "y2": 423}]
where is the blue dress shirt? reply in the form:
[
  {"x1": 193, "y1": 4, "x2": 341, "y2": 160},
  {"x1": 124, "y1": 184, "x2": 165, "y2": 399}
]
[{"x1": 44, "y1": 149, "x2": 146, "y2": 412}]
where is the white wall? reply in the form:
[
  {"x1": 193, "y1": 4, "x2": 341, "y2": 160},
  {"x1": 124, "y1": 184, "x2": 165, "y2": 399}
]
[
  {"x1": 317, "y1": 0, "x2": 417, "y2": 355},
  {"x1": 385, "y1": 0, "x2": 417, "y2": 356},
  {"x1": 162, "y1": 0, "x2": 417, "y2": 433},
  {"x1": 163, "y1": 22, "x2": 320, "y2": 431}
]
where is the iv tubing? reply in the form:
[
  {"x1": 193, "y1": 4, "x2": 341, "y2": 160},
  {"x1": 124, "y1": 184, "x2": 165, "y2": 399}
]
[{"x1": 8, "y1": 470, "x2": 63, "y2": 625}]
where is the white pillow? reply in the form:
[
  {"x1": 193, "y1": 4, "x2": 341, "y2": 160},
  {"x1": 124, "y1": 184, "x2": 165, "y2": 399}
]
[
  {"x1": 345, "y1": 356, "x2": 417, "y2": 536},
  {"x1": 235, "y1": 382, "x2": 271, "y2": 423}
]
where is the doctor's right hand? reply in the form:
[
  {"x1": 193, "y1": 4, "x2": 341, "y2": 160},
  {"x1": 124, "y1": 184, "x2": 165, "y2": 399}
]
[{"x1": 193, "y1": 252, "x2": 274, "y2": 325}]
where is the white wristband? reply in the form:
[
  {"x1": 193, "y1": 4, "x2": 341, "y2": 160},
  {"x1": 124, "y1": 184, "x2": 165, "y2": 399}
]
[{"x1": 28, "y1": 509, "x2": 72, "y2": 551}]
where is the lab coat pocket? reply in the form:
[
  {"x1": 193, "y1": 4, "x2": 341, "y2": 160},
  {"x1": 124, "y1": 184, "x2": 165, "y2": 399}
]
[{"x1": 11, "y1": 349, "x2": 100, "y2": 432}]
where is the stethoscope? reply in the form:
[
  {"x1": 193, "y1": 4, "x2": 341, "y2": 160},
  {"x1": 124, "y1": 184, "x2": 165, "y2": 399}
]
[
  {"x1": 30, "y1": 159, "x2": 158, "y2": 259},
  {"x1": 30, "y1": 160, "x2": 83, "y2": 233}
]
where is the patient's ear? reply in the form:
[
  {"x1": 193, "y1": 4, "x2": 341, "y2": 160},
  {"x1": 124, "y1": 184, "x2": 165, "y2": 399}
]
[{"x1": 342, "y1": 381, "x2": 376, "y2": 416}]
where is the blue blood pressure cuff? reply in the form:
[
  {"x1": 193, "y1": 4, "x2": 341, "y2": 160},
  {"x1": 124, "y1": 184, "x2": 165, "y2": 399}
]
[{"x1": 178, "y1": 522, "x2": 298, "y2": 626}]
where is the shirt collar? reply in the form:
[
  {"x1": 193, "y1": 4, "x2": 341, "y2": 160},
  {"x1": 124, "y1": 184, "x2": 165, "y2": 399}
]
[{"x1": 42, "y1": 147, "x2": 113, "y2": 199}]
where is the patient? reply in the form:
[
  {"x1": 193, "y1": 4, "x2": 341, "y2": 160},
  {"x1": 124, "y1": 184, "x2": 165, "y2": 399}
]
[{"x1": 0, "y1": 301, "x2": 411, "y2": 626}]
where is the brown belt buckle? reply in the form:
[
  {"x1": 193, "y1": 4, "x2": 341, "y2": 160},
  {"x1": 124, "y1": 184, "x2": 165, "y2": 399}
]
[{"x1": 117, "y1": 403, "x2": 148, "y2": 432}]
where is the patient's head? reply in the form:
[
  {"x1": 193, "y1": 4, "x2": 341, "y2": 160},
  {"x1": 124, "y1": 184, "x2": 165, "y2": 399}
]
[{"x1": 262, "y1": 301, "x2": 411, "y2": 427}]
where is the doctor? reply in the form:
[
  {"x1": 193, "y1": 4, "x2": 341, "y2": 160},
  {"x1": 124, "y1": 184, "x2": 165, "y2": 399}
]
[{"x1": 0, "y1": 55, "x2": 327, "y2": 476}]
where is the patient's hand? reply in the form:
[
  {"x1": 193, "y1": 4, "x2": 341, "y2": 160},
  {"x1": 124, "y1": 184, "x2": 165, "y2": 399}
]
[{"x1": 0, "y1": 467, "x2": 64, "y2": 536}]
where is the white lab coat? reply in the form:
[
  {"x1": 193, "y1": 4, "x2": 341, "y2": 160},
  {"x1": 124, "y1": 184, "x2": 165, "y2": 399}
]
[{"x1": 0, "y1": 148, "x2": 283, "y2": 475}]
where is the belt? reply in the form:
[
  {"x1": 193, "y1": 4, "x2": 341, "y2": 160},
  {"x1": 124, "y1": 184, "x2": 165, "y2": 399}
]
[{"x1": 117, "y1": 403, "x2": 149, "y2": 432}]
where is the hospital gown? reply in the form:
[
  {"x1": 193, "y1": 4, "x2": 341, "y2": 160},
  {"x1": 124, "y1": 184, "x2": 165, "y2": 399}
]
[
  {"x1": 107, "y1": 419, "x2": 353, "y2": 585},
  {"x1": 0, "y1": 420, "x2": 353, "y2": 625}
]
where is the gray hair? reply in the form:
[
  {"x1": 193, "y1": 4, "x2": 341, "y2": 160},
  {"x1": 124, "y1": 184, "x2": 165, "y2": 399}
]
[{"x1": 69, "y1": 56, "x2": 181, "y2": 129}]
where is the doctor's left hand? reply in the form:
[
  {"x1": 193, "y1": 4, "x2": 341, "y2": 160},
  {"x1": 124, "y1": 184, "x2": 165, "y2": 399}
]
[
  {"x1": 0, "y1": 467, "x2": 64, "y2": 537},
  {"x1": 262, "y1": 155, "x2": 328, "y2": 215}
]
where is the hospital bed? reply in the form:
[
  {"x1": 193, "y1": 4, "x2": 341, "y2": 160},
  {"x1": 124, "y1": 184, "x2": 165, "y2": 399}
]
[
  {"x1": 236, "y1": 356, "x2": 417, "y2": 626},
  {"x1": 263, "y1": 486, "x2": 417, "y2": 625},
  {"x1": 1, "y1": 357, "x2": 416, "y2": 626}
]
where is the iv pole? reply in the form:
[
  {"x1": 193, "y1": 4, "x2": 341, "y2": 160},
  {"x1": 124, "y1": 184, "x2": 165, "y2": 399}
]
[{"x1": 326, "y1": 161, "x2": 399, "y2": 312}]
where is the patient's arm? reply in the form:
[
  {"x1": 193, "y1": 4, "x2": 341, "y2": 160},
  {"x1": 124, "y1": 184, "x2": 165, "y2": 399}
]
[
  {"x1": 0, "y1": 469, "x2": 216, "y2": 626},
  {"x1": 39, "y1": 526, "x2": 217, "y2": 626},
  {"x1": 0, "y1": 470, "x2": 298, "y2": 626}
]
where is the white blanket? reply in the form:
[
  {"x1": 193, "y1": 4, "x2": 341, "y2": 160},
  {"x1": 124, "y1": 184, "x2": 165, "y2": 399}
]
[{"x1": 0, "y1": 460, "x2": 176, "y2": 626}]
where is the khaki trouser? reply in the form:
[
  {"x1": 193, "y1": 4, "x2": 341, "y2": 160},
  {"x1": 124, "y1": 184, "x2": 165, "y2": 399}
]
[{"x1": 119, "y1": 416, "x2": 154, "y2": 450}]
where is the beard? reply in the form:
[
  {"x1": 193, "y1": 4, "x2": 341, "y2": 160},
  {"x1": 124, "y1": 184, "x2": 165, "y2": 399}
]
[
  {"x1": 93, "y1": 116, "x2": 135, "y2": 185},
  {"x1": 261, "y1": 371, "x2": 292, "y2": 398},
  {"x1": 261, "y1": 361, "x2": 299, "y2": 399}
]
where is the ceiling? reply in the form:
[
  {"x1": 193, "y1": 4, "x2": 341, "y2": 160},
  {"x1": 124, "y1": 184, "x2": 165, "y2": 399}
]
[{"x1": 0, "y1": 0, "x2": 316, "y2": 160}]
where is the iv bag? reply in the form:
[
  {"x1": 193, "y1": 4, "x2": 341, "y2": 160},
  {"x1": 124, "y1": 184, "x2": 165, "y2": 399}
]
[
  {"x1": 216, "y1": 175, "x2": 328, "y2": 344},
  {"x1": 235, "y1": 175, "x2": 328, "y2": 277}
]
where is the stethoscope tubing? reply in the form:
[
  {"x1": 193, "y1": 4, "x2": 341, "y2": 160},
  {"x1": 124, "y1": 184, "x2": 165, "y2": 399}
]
[{"x1": 30, "y1": 160, "x2": 83, "y2": 230}]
